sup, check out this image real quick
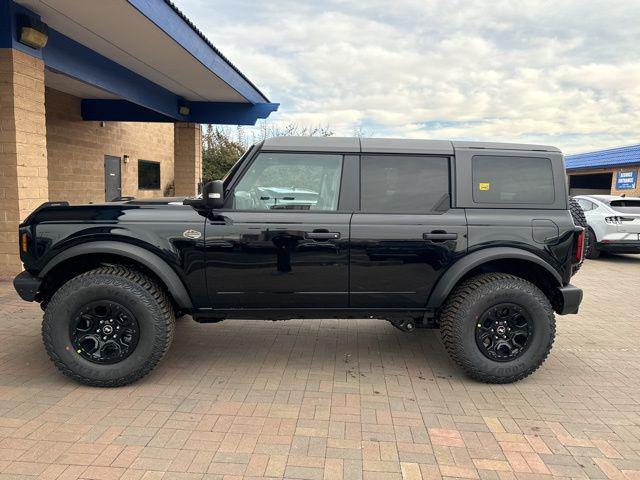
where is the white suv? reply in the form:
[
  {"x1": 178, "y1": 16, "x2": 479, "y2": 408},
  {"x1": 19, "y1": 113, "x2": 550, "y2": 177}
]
[{"x1": 574, "y1": 195, "x2": 640, "y2": 258}]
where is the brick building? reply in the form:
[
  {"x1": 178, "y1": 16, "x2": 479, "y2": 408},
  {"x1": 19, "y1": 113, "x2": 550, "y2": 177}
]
[
  {"x1": 0, "y1": 0, "x2": 278, "y2": 276},
  {"x1": 566, "y1": 144, "x2": 640, "y2": 197}
]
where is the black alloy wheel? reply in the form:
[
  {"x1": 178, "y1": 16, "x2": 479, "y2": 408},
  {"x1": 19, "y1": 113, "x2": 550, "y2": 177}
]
[
  {"x1": 70, "y1": 301, "x2": 140, "y2": 364},
  {"x1": 475, "y1": 303, "x2": 533, "y2": 361}
]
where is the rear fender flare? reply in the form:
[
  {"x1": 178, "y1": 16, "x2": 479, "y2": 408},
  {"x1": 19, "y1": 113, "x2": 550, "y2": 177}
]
[
  {"x1": 426, "y1": 247, "x2": 562, "y2": 309},
  {"x1": 39, "y1": 241, "x2": 193, "y2": 309}
]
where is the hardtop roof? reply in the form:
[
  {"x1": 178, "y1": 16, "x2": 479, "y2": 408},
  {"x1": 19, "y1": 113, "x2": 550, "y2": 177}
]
[{"x1": 260, "y1": 137, "x2": 561, "y2": 154}]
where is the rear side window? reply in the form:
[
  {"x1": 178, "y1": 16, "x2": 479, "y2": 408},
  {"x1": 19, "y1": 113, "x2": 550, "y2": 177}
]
[
  {"x1": 472, "y1": 155, "x2": 555, "y2": 204},
  {"x1": 576, "y1": 198, "x2": 595, "y2": 211},
  {"x1": 361, "y1": 155, "x2": 449, "y2": 213}
]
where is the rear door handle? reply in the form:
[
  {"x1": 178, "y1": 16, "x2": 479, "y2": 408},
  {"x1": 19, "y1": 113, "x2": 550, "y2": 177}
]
[
  {"x1": 306, "y1": 231, "x2": 341, "y2": 240},
  {"x1": 423, "y1": 232, "x2": 458, "y2": 241}
]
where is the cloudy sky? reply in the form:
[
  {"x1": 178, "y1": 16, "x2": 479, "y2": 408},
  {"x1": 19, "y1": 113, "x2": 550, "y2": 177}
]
[{"x1": 177, "y1": 0, "x2": 639, "y2": 154}]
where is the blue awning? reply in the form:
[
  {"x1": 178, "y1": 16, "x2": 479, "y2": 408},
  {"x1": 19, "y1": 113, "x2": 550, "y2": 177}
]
[
  {"x1": 1, "y1": 0, "x2": 278, "y2": 124},
  {"x1": 566, "y1": 144, "x2": 640, "y2": 170}
]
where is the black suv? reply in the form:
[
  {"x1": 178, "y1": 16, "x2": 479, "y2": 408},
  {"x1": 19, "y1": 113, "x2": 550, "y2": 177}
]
[{"x1": 14, "y1": 137, "x2": 585, "y2": 387}]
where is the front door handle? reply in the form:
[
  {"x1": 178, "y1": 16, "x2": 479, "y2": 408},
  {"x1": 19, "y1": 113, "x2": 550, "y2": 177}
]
[
  {"x1": 306, "y1": 231, "x2": 341, "y2": 240},
  {"x1": 423, "y1": 232, "x2": 458, "y2": 241}
]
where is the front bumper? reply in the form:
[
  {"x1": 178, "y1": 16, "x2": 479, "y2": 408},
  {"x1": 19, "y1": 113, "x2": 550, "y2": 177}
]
[
  {"x1": 13, "y1": 270, "x2": 42, "y2": 302},
  {"x1": 556, "y1": 284, "x2": 583, "y2": 315}
]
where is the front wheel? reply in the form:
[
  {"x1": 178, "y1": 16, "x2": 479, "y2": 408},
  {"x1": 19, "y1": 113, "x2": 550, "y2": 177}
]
[
  {"x1": 42, "y1": 266, "x2": 175, "y2": 387},
  {"x1": 439, "y1": 273, "x2": 555, "y2": 383}
]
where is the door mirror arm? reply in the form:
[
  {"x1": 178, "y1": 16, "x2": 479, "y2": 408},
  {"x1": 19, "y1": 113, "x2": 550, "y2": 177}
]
[{"x1": 184, "y1": 180, "x2": 225, "y2": 210}]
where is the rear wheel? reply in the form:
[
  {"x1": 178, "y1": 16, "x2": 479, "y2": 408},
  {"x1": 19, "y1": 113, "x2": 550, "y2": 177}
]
[
  {"x1": 439, "y1": 273, "x2": 555, "y2": 383},
  {"x1": 585, "y1": 227, "x2": 600, "y2": 259},
  {"x1": 42, "y1": 266, "x2": 175, "y2": 387}
]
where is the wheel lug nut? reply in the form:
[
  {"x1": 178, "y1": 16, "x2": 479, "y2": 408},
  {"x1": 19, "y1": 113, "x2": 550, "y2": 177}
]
[
  {"x1": 103, "y1": 336, "x2": 107, "y2": 340},
  {"x1": 100, "y1": 320, "x2": 104, "y2": 324},
  {"x1": 113, "y1": 335, "x2": 117, "y2": 338}
]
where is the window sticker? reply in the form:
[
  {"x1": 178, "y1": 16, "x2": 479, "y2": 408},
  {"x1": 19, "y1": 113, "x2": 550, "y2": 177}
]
[{"x1": 479, "y1": 182, "x2": 491, "y2": 191}]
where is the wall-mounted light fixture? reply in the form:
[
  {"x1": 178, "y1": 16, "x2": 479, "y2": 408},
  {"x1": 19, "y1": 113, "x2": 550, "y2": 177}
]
[
  {"x1": 123, "y1": 155, "x2": 130, "y2": 164},
  {"x1": 178, "y1": 99, "x2": 190, "y2": 116},
  {"x1": 17, "y1": 14, "x2": 48, "y2": 50}
]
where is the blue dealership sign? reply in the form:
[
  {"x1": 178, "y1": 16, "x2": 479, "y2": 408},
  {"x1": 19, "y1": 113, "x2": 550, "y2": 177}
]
[{"x1": 616, "y1": 171, "x2": 637, "y2": 190}]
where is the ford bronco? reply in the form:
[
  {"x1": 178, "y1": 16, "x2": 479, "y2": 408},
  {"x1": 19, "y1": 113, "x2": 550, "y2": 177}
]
[{"x1": 14, "y1": 137, "x2": 585, "y2": 386}]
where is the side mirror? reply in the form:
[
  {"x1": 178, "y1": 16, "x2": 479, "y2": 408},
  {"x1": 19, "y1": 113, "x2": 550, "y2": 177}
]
[
  {"x1": 183, "y1": 180, "x2": 224, "y2": 209},
  {"x1": 204, "y1": 180, "x2": 224, "y2": 208}
]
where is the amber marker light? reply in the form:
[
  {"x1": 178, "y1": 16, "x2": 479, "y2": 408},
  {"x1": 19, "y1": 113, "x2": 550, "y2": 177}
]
[{"x1": 21, "y1": 233, "x2": 28, "y2": 253}]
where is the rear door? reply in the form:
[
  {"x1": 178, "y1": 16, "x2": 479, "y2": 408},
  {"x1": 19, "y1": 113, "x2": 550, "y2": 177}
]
[{"x1": 349, "y1": 154, "x2": 467, "y2": 308}]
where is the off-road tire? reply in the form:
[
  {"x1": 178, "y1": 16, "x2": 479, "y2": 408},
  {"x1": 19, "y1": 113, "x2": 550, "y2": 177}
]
[
  {"x1": 42, "y1": 266, "x2": 175, "y2": 387},
  {"x1": 439, "y1": 273, "x2": 555, "y2": 383},
  {"x1": 585, "y1": 227, "x2": 600, "y2": 259},
  {"x1": 569, "y1": 198, "x2": 588, "y2": 272}
]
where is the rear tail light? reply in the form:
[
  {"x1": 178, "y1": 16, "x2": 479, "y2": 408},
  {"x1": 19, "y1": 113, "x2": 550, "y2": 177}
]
[
  {"x1": 605, "y1": 216, "x2": 634, "y2": 224},
  {"x1": 575, "y1": 229, "x2": 585, "y2": 262}
]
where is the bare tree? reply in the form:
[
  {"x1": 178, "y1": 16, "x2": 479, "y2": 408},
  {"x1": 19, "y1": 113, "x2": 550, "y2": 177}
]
[{"x1": 201, "y1": 122, "x2": 334, "y2": 182}]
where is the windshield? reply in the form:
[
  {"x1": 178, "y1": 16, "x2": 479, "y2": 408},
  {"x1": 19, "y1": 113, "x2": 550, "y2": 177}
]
[{"x1": 609, "y1": 199, "x2": 640, "y2": 214}]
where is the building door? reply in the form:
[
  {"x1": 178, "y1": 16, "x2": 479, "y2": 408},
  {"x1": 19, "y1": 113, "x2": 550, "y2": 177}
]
[{"x1": 104, "y1": 155, "x2": 122, "y2": 201}]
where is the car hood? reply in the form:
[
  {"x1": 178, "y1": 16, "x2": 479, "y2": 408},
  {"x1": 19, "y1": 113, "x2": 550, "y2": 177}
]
[{"x1": 21, "y1": 198, "x2": 192, "y2": 226}]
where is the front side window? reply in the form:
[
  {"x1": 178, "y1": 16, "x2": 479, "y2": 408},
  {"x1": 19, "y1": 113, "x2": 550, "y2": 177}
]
[
  {"x1": 361, "y1": 155, "x2": 450, "y2": 213},
  {"x1": 232, "y1": 153, "x2": 343, "y2": 211},
  {"x1": 472, "y1": 155, "x2": 555, "y2": 204},
  {"x1": 138, "y1": 160, "x2": 161, "y2": 190}
]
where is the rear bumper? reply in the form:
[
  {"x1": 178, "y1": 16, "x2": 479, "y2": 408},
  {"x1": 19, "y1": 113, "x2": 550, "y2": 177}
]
[
  {"x1": 13, "y1": 271, "x2": 42, "y2": 302},
  {"x1": 597, "y1": 240, "x2": 640, "y2": 254},
  {"x1": 556, "y1": 284, "x2": 583, "y2": 315}
]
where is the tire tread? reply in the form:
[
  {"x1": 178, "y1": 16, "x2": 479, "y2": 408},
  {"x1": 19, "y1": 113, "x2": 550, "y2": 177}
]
[
  {"x1": 439, "y1": 272, "x2": 555, "y2": 384},
  {"x1": 42, "y1": 266, "x2": 175, "y2": 387}
]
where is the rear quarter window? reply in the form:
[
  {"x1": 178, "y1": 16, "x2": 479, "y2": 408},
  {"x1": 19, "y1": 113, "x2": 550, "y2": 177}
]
[
  {"x1": 472, "y1": 155, "x2": 555, "y2": 204},
  {"x1": 609, "y1": 199, "x2": 640, "y2": 214}
]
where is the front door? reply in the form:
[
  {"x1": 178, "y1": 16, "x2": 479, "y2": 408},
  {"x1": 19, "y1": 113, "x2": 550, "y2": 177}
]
[
  {"x1": 104, "y1": 155, "x2": 121, "y2": 201},
  {"x1": 350, "y1": 154, "x2": 467, "y2": 308},
  {"x1": 205, "y1": 151, "x2": 351, "y2": 309}
]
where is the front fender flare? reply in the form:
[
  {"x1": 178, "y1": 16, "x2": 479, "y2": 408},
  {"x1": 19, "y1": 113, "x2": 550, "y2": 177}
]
[
  {"x1": 39, "y1": 241, "x2": 193, "y2": 309},
  {"x1": 426, "y1": 247, "x2": 562, "y2": 309}
]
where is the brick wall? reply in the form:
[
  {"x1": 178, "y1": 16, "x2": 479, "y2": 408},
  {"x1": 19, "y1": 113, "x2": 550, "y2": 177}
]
[
  {"x1": 46, "y1": 88, "x2": 175, "y2": 204},
  {"x1": 0, "y1": 49, "x2": 48, "y2": 274},
  {"x1": 0, "y1": 50, "x2": 202, "y2": 277},
  {"x1": 174, "y1": 122, "x2": 202, "y2": 196},
  {"x1": 568, "y1": 166, "x2": 640, "y2": 197}
]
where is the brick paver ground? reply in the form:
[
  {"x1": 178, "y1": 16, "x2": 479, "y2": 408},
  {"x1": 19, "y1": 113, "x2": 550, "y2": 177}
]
[{"x1": 0, "y1": 256, "x2": 639, "y2": 479}]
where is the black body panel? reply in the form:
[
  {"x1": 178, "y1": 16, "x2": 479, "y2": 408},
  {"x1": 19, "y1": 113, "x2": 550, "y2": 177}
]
[
  {"x1": 349, "y1": 210, "x2": 467, "y2": 308},
  {"x1": 15, "y1": 138, "x2": 584, "y2": 319},
  {"x1": 19, "y1": 202, "x2": 208, "y2": 308},
  {"x1": 204, "y1": 211, "x2": 351, "y2": 308}
]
